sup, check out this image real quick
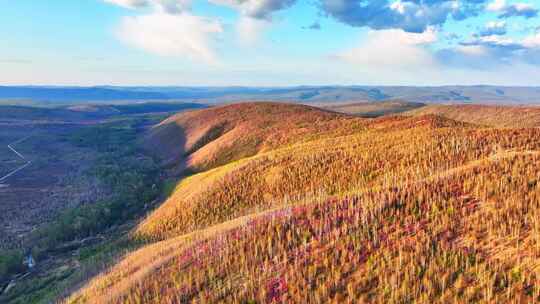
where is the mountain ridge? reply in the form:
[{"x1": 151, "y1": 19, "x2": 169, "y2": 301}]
[{"x1": 2, "y1": 85, "x2": 540, "y2": 105}]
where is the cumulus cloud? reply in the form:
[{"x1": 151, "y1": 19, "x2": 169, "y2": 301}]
[
  {"x1": 104, "y1": 0, "x2": 148, "y2": 9},
  {"x1": 236, "y1": 17, "x2": 271, "y2": 45},
  {"x1": 104, "y1": 0, "x2": 223, "y2": 63},
  {"x1": 466, "y1": 36, "x2": 524, "y2": 56},
  {"x1": 336, "y1": 24, "x2": 540, "y2": 75},
  {"x1": 523, "y1": 31, "x2": 540, "y2": 47},
  {"x1": 437, "y1": 30, "x2": 540, "y2": 68},
  {"x1": 336, "y1": 28, "x2": 438, "y2": 68},
  {"x1": 320, "y1": 0, "x2": 488, "y2": 33},
  {"x1": 104, "y1": 0, "x2": 191, "y2": 12},
  {"x1": 153, "y1": 0, "x2": 192, "y2": 13},
  {"x1": 487, "y1": 0, "x2": 538, "y2": 18},
  {"x1": 211, "y1": 0, "x2": 295, "y2": 20},
  {"x1": 210, "y1": 0, "x2": 295, "y2": 44},
  {"x1": 478, "y1": 20, "x2": 507, "y2": 36},
  {"x1": 116, "y1": 12, "x2": 223, "y2": 64}
]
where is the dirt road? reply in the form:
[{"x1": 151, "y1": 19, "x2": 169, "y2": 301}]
[{"x1": 0, "y1": 136, "x2": 32, "y2": 183}]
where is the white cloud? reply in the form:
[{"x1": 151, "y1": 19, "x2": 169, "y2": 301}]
[
  {"x1": 329, "y1": 27, "x2": 540, "y2": 85},
  {"x1": 487, "y1": 0, "x2": 506, "y2": 12},
  {"x1": 152, "y1": 0, "x2": 192, "y2": 13},
  {"x1": 210, "y1": 0, "x2": 294, "y2": 44},
  {"x1": 523, "y1": 32, "x2": 540, "y2": 47},
  {"x1": 116, "y1": 12, "x2": 223, "y2": 64},
  {"x1": 336, "y1": 28, "x2": 437, "y2": 68},
  {"x1": 321, "y1": 0, "x2": 483, "y2": 33},
  {"x1": 210, "y1": 0, "x2": 295, "y2": 20},
  {"x1": 478, "y1": 20, "x2": 507, "y2": 36},
  {"x1": 236, "y1": 17, "x2": 271, "y2": 45},
  {"x1": 104, "y1": 0, "x2": 191, "y2": 13},
  {"x1": 107, "y1": 0, "x2": 291, "y2": 49},
  {"x1": 104, "y1": 0, "x2": 148, "y2": 9},
  {"x1": 104, "y1": 0, "x2": 222, "y2": 63},
  {"x1": 486, "y1": 0, "x2": 538, "y2": 18},
  {"x1": 478, "y1": 34, "x2": 515, "y2": 45},
  {"x1": 456, "y1": 45, "x2": 488, "y2": 56},
  {"x1": 486, "y1": 20, "x2": 506, "y2": 29}
]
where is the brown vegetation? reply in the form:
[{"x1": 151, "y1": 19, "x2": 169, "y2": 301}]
[
  {"x1": 324, "y1": 100, "x2": 425, "y2": 117},
  {"x1": 144, "y1": 102, "x2": 362, "y2": 171},
  {"x1": 68, "y1": 102, "x2": 540, "y2": 303},
  {"x1": 407, "y1": 104, "x2": 540, "y2": 128}
]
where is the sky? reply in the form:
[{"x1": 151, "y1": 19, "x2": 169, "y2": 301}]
[{"x1": 0, "y1": 0, "x2": 539, "y2": 86}]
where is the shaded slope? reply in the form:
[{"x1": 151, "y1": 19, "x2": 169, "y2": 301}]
[
  {"x1": 407, "y1": 104, "x2": 540, "y2": 128},
  {"x1": 143, "y1": 102, "x2": 362, "y2": 171}
]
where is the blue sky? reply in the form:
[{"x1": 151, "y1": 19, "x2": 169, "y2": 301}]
[{"x1": 0, "y1": 0, "x2": 539, "y2": 85}]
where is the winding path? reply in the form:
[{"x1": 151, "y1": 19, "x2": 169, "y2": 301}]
[{"x1": 0, "y1": 136, "x2": 32, "y2": 183}]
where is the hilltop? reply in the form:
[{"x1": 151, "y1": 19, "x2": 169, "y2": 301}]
[
  {"x1": 65, "y1": 102, "x2": 540, "y2": 303},
  {"x1": 143, "y1": 102, "x2": 361, "y2": 171},
  {"x1": 324, "y1": 100, "x2": 425, "y2": 117},
  {"x1": 407, "y1": 104, "x2": 540, "y2": 128}
]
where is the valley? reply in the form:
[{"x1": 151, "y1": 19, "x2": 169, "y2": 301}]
[{"x1": 0, "y1": 103, "x2": 204, "y2": 303}]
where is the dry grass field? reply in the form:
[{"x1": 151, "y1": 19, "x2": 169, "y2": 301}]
[
  {"x1": 143, "y1": 102, "x2": 362, "y2": 171},
  {"x1": 64, "y1": 102, "x2": 540, "y2": 303}
]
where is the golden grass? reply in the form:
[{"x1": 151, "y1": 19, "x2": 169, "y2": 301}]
[
  {"x1": 68, "y1": 102, "x2": 540, "y2": 303},
  {"x1": 324, "y1": 100, "x2": 425, "y2": 117},
  {"x1": 144, "y1": 102, "x2": 364, "y2": 171},
  {"x1": 135, "y1": 114, "x2": 540, "y2": 241},
  {"x1": 70, "y1": 152, "x2": 540, "y2": 303}
]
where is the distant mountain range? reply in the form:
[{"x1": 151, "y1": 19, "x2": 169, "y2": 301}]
[{"x1": 1, "y1": 85, "x2": 539, "y2": 105}]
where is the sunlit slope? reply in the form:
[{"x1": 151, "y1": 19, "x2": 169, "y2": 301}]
[
  {"x1": 137, "y1": 115, "x2": 540, "y2": 241},
  {"x1": 69, "y1": 103, "x2": 540, "y2": 303},
  {"x1": 71, "y1": 152, "x2": 540, "y2": 303},
  {"x1": 407, "y1": 104, "x2": 540, "y2": 128},
  {"x1": 137, "y1": 114, "x2": 489, "y2": 240},
  {"x1": 144, "y1": 102, "x2": 360, "y2": 171}
]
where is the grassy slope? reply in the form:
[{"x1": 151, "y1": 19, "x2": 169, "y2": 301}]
[
  {"x1": 136, "y1": 115, "x2": 524, "y2": 241},
  {"x1": 406, "y1": 104, "x2": 540, "y2": 128},
  {"x1": 69, "y1": 103, "x2": 540, "y2": 303},
  {"x1": 143, "y1": 102, "x2": 362, "y2": 171}
]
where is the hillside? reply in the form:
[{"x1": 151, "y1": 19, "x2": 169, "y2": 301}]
[
  {"x1": 63, "y1": 102, "x2": 540, "y2": 303},
  {"x1": 407, "y1": 104, "x2": 540, "y2": 128},
  {"x1": 143, "y1": 102, "x2": 361, "y2": 171},
  {"x1": 324, "y1": 100, "x2": 425, "y2": 117}
]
